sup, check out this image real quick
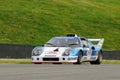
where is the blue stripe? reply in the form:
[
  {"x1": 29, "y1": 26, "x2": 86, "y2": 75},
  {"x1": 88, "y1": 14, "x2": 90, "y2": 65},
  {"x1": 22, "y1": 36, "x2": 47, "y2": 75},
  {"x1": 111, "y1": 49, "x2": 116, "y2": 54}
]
[{"x1": 69, "y1": 49, "x2": 79, "y2": 56}]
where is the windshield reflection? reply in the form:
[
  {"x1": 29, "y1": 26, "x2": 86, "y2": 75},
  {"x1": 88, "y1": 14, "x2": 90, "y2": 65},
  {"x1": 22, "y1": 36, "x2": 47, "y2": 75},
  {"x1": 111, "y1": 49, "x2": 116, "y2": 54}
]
[{"x1": 44, "y1": 37, "x2": 80, "y2": 47}]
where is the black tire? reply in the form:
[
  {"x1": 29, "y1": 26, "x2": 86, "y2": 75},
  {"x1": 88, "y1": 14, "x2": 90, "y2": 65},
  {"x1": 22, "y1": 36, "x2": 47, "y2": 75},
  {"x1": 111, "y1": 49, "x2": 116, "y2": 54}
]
[
  {"x1": 90, "y1": 52, "x2": 102, "y2": 65},
  {"x1": 76, "y1": 51, "x2": 83, "y2": 64}
]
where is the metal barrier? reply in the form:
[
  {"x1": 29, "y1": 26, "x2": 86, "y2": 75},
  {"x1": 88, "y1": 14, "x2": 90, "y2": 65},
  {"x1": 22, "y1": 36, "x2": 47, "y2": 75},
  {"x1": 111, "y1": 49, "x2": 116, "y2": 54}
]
[
  {"x1": 0, "y1": 44, "x2": 34, "y2": 58},
  {"x1": 0, "y1": 44, "x2": 120, "y2": 59},
  {"x1": 103, "y1": 50, "x2": 120, "y2": 60}
]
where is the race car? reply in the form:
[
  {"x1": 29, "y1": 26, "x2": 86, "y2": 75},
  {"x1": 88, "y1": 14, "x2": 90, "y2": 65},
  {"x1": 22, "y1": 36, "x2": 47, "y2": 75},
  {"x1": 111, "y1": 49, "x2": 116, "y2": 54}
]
[{"x1": 32, "y1": 34, "x2": 104, "y2": 64}]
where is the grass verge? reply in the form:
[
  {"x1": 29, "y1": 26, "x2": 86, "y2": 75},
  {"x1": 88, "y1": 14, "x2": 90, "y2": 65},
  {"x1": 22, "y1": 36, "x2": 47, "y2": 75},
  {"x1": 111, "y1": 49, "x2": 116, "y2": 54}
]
[
  {"x1": 102, "y1": 60, "x2": 120, "y2": 64},
  {"x1": 0, "y1": 59, "x2": 31, "y2": 64},
  {"x1": 0, "y1": 59, "x2": 120, "y2": 64}
]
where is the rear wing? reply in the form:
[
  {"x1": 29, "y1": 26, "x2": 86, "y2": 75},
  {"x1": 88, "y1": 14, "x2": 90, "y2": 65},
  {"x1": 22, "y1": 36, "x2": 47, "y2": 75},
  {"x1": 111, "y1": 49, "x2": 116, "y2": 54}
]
[{"x1": 88, "y1": 38, "x2": 104, "y2": 47}]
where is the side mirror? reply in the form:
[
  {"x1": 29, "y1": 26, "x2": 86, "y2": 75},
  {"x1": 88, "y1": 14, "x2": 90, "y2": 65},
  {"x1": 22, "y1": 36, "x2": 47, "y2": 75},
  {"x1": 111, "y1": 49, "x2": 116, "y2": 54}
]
[{"x1": 41, "y1": 45, "x2": 44, "y2": 47}]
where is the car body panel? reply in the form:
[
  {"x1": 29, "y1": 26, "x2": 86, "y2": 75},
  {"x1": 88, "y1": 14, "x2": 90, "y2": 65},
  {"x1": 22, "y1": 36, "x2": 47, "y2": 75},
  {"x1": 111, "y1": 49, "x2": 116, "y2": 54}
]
[{"x1": 32, "y1": 34, "x2": 104, "y2": 64}]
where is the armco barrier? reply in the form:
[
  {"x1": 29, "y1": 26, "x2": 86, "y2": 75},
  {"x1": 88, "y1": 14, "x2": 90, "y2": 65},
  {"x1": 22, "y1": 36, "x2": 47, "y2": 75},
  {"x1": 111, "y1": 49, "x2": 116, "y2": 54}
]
[
  {"x1": 0, "y1": 44, "x2": 34, "y2": 58},
  {"x1": 103, "y1": 50, "x2": 120, "y2": 60},
  {"x1": 0, "y1": 44, "x2": 120, "y2": 59}
]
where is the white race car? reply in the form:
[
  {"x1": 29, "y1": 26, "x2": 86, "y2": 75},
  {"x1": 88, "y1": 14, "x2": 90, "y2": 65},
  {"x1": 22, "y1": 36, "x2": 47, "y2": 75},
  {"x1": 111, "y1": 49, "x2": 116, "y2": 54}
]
[{"x1": 32, "y1": 34, "x2": 104, "y2": 64}]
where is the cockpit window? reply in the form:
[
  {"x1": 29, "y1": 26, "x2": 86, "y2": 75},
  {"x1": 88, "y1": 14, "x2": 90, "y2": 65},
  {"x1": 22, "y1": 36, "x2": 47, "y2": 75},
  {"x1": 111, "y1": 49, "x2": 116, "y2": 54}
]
[
  {"x1": 44, "y1": 37, "x2": 80, "y2": 47},
  {"x1": 81, "y1": 38, "x2": 89, "y2": 47}
]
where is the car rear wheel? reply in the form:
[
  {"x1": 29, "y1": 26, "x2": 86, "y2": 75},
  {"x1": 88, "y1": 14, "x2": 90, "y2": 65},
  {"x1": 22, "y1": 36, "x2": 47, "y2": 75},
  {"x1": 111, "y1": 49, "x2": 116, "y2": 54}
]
[{"x1": 90, "y1": 52, "x2": 102, "y2": 65}]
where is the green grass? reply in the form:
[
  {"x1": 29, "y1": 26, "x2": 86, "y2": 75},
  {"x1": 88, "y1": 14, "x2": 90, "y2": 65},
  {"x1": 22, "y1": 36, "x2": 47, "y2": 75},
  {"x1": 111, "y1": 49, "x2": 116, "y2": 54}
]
[
  {"x1": 0, "y1": 0, "x2": 120, "y2": 50},
  {"x1": 0, "y1": 59, "x2": 31, "y2": 64},
  {"x1": 102, "y1": 60, "x2": 120, "y2": 64},
  {"x1": 0, "y1": 59, "x2": 120, "y2": 64}
]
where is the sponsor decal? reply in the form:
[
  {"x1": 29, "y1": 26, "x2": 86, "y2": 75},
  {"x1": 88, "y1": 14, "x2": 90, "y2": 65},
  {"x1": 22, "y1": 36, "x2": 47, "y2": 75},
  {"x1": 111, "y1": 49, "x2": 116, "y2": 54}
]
[
  {"x1": 68, "y1": 57, "x2": 77, "y2": 60},
  {"x1": 45, "y1": 55, "x2": 56, "y2": 57},
  {"x1": 90, "y1": 57, "x2": 96, "y2": 60},
  {"x1": 83, "y1": 57, "x2": 87, "y2": 60},
  {"x1": 47, "y1": 51, "x2": 58, "y2": 55}
]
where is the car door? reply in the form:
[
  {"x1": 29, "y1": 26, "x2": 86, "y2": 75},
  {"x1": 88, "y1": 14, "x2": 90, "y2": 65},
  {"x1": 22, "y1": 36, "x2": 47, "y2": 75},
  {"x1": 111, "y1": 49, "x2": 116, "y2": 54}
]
[{"x1": 81, "y1": 39, "x2": 92, "y2": 61}]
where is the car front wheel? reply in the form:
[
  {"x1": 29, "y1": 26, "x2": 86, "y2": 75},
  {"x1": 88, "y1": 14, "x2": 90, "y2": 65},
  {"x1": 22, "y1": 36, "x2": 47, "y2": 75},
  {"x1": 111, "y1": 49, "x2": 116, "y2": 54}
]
[{"x1": 76, "y1": 51, "x2": 83, "y2": 64}]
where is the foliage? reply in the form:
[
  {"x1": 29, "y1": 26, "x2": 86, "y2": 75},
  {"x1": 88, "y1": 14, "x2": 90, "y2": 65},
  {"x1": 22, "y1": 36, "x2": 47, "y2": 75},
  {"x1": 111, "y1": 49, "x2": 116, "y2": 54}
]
[{"x1": 0, "y1": 0, "x2": 120, "y2": 50}]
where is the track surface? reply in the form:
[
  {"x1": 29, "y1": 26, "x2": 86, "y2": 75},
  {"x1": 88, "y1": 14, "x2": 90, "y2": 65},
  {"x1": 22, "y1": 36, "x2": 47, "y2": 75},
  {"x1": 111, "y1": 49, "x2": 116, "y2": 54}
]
[{"x1": 0, "y1": 64, "x2": 120, "y2": 80}]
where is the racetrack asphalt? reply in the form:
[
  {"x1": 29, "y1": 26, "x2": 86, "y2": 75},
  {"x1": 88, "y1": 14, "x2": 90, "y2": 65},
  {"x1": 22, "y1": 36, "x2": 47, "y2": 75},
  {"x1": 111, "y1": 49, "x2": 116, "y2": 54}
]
[{"x1": 0, "y1": 64, "x2": 120, "y2": 80}]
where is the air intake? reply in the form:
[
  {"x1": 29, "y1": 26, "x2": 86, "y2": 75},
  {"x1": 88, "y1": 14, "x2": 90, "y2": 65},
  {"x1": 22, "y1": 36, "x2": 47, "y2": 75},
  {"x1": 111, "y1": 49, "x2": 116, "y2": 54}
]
[{"x1": 66, "y1": 34, "x2": 77, "y2": 37}]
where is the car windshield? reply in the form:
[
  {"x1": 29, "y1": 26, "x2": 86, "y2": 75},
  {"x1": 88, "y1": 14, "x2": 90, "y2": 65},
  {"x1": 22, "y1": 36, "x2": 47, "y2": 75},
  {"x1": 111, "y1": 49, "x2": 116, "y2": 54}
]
[{"x1": 44, "y1": 37, "x2": 80, "y2": 47}]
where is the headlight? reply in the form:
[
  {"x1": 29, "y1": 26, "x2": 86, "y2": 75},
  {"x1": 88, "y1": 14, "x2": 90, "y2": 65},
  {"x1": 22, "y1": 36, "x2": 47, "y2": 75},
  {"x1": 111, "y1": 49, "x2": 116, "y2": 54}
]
[
  {"x1": 32, "y1": 48, "x2": 43, "y2": 56},
  {"x1": 63, "y1": 49, "x2": 73, "y2": 56}
]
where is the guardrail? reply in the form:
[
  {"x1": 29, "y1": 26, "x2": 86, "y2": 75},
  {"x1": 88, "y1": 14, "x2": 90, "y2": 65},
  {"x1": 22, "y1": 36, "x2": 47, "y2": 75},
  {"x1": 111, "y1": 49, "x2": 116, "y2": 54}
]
[
  {"x1": 0, "y1": 44, "x2": 34, "y2": 58},
  {"x1": 0, "y1": 44, "x2": 120, "y2": 60},
  {"x1": 103, "y1": 50, "x2": 120, "y2": 60}
]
